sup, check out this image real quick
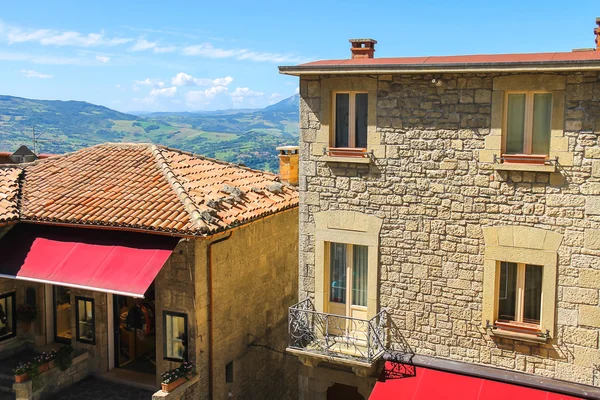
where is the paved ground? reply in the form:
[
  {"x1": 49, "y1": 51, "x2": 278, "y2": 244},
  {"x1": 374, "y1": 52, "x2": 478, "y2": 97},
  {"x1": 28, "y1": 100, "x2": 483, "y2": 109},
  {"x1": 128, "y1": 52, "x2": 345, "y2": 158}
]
[{"x1": 48, "y1": 378, "x2": 154, "y2": 400}]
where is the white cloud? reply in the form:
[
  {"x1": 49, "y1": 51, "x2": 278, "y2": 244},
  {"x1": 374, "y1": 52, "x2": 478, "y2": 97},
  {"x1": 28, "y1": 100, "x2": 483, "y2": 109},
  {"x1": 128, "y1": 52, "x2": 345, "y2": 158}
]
[
  {"x1": 185, "y1": 86, "x2": 228, "y2": 107},
  {"x1": 0, "y1": 51, "x2": 91, "y2": 65},
  {"x1": 3, "y1": 24, "x2": 132, "y2": 47},
  {"x1": 96, "y1": 55, "x2": 110, "y2": 63},
  {"x1": 150, "y1": 86, "x2": 177, "y2": 97},
  {"x1": 294, "y1": 86, "x2": 299, "y2": 94},
  {"x1": 20, "y1": 69, "x2": 52, "y2": 79},
  {"x1": 131, "y1": 39, "x2": 156, "y2": 51},
  {"x1": 154, "y1": 46, "x2": 176, "y2": 54},
  {"x1": 133, "y1": 78, "x2": 165, "y2": 90},
  {"x1": 171, "y1": 72, "x2": 233, "y2": 87},
  {"x1": 182, "y1": 42, "x2": 307, "y2": 63},
  {"x1": 231, "y1": 87, "x2": 264, "y2": 101}
]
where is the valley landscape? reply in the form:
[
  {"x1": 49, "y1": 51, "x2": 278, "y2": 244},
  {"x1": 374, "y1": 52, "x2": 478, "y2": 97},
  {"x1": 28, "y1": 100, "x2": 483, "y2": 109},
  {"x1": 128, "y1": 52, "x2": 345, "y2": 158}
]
[{"x1": 0, "y1": 93, "x2": 300, "y2": 171}]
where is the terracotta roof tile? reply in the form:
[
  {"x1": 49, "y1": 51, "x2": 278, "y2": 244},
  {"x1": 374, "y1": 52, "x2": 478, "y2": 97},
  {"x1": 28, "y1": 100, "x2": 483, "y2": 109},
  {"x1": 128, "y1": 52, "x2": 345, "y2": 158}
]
[
  {"x1": 0, "y1": 168, "x2": 21, "y2": 224},
  {"x1": 11, "y1": 143, "x2": 297, "y2": 235}
]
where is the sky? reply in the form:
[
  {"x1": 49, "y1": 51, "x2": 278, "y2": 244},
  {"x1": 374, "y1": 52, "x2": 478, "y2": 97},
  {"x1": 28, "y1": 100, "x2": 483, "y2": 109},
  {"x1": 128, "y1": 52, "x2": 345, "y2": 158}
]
[{"x1": 0, "y1": 1, "x2": 598, "y2": 113}]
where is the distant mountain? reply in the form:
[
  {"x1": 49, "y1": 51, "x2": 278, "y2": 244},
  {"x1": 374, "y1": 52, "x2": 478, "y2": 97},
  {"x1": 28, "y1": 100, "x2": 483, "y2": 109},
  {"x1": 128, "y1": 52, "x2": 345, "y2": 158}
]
[
  {"x1": 0, "y1": 94, "x2": 299, "y2": 172},
  {"x1": 263, "y1": 93, "x2": 299, "y2": 113}
]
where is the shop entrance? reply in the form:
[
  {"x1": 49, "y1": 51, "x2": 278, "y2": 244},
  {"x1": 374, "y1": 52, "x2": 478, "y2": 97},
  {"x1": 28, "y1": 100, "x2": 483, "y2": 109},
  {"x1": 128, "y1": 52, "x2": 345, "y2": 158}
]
[{"x1": 113, "y1": 283, "x2": 156, "y2": 375}]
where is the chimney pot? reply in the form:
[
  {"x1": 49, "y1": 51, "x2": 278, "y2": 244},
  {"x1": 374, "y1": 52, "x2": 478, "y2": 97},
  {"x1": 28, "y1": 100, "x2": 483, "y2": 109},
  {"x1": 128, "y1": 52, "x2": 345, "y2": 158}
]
[
  {"x1": 595, "y1": 17, "x2": 600, "y2": 50},
  {"x1": 276, "y1": 146, "x2": 299, "y2": 186},
  {"x1": 349, "y1": 38, "x2": 377, "y2": 59}
]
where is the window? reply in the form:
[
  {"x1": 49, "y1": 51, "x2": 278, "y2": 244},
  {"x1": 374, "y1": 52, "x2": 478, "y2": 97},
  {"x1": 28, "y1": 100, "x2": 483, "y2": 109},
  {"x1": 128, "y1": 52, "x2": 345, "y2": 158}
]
[
  {"x1": 504, "y1": 92, "x2": 552, "y2": 156},
  {"x1": 225, "y1": 361, "x2": 234, "y2": 383},
  {"x1": 333, "y1": 92, "x2": 368, "y2": 149},
  {"x1": 497, "y1": 262, "x2": 543, "y2": 330},
  {"x1": 329, "y1": 243, "x2": 368, "y2": 308},
  {"x1": 0, "y1": 292, "x2": 16, "y2": 341},
  {"x1": 54, "y1": 286, "x2": 72, "y2": 343},
  {"x1": 75, "y1": 297, "x2": 95, "y2": 344},
  {"x1": 164, "y1": 311, "x2": 187, "y2": 361}
]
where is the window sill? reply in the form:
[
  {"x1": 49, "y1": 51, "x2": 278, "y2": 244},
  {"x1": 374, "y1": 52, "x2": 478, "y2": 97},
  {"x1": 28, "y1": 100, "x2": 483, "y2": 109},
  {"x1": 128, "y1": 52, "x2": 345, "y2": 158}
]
[
  {"x1": 490, "y1": 328, "x2": 548, "y2": 344},
  {"x1": 322, "y1": 155, "x2": 372, "y2": 164},
  {"x1": 492, "y1": 163, "x2": 556, "y2": 173}
]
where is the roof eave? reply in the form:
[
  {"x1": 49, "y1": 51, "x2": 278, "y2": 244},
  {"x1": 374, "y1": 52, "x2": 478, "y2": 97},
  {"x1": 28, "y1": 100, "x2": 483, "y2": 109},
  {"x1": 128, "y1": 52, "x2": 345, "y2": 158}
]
[{"x1": 278, "y1": 60, "x2": 600, "y2": 76}]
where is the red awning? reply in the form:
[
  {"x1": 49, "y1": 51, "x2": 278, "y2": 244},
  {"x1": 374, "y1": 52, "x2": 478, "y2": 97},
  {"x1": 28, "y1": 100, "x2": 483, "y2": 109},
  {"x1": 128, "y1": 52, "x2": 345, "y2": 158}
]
[
  {"x1": 370, "y1": 362, "x2": 582, "y2": 400},
  {"x1": 0, "y1": 224, "x2": 179, "y2": 298}
]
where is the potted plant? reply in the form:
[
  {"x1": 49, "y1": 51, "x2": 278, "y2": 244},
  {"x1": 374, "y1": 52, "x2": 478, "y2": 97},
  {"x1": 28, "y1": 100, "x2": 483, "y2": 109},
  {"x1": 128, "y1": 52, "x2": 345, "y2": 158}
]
[
  {"x1": 55, "y1": 345, "x2": 74, "y2": 371},
  {"x1": 161, "y1": 362, "x2": 195, "y2": 393},
  {"x1": 12, "y1": 362, "x2": 32, "y2": 383},
  {"x1": 16, "y1": 305, "x2": 37, "y2": 332},
  {"x1": 34, "y1": 353, "x2": 49, "y2": 373}
]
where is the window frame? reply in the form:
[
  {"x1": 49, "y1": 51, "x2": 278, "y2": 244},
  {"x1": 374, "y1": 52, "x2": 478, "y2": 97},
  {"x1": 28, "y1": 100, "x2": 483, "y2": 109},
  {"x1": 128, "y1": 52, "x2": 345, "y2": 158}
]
[
  {"x1": 75, "y1": 296, "x2": 95, "y2": 345},
  {"x1": 328, "y1": 242, "x2": 369, "y2": 310},
  {"x1": 502, "y1": 90, "x2": 553, "y2": 156},
  {"x1": 163, "y1": 311, "x2": 188, "y2": 362},
  {"x1": 53, "y1": 286, "x2": 72, "y2": 344},
  {"x1": 331, "y1": 91, "x2": 368, "y2": 150},
  {"x1": 0, "y1": 292, "x2": 16, "y2": 342},
  {"x1": 495, "y1": 262, "x2": 543, "y2": 332}
]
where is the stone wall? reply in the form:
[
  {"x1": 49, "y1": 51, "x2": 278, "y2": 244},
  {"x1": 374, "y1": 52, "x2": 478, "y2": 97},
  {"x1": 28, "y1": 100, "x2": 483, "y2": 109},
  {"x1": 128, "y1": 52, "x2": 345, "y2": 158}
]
[
  {"x1": 298, "y1": 72, "x2": 600, "y2": 388},
  {"x1": 13, "y1": 351, "x2": 90, "y2": 400},
  {"x1": 155, "y1": 239, "x2": 198, "y2": 387},
  {"x1": 200, "y1": 208, "x2": 299, "y2": 400},
  {"x1": 0, "y1": 278, "x2": 47, "y2": 357}
]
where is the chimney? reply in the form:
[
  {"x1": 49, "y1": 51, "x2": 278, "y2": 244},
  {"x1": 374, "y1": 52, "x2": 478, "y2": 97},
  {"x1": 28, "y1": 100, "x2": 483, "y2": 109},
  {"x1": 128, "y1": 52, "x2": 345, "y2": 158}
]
[
  {"x1": 350, "y1": 39, "x2": 377, "y2": 59},
  {"x1": 276, "y1": 146, "x2": 299, "y2": 186},
  {"x1": 595, "y1": 18, "x2": 600, "y2": 49}
]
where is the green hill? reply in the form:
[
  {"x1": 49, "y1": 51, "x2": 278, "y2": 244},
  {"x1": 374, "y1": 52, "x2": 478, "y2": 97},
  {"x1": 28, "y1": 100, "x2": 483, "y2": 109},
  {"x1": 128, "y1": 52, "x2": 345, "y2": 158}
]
[{"x1": 0, "y1": 94, "x2": 299, "y2": 171}]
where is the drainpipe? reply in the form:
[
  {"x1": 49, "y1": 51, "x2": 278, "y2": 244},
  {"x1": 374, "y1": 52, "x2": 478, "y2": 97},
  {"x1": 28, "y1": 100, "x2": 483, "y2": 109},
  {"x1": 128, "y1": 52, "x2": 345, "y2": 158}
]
[{"x1": 206, "y1": 231, "x2": 233, "y2": 400}]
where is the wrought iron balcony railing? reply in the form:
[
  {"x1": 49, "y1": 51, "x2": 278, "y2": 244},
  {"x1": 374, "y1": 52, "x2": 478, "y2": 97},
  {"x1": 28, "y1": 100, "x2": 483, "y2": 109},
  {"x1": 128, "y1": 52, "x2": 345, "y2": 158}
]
[{"x1": 288, "y1": 298, "x2": 388, "y2": 365}]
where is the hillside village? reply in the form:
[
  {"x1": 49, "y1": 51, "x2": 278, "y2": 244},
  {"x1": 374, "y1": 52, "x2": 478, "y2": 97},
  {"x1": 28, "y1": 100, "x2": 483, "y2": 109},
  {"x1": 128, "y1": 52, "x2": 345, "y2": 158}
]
[{"x1": 0, "y1": 13, "x2": 599, "y2": 400}]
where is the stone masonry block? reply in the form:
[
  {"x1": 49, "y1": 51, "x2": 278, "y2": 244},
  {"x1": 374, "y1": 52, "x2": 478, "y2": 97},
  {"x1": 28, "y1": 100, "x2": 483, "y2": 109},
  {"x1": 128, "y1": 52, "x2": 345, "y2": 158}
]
[
  {"x1": 579, "y1": 305, "x2": 600, "y2": 328},
  {"x1": 584, "y1": 229, "x2": 600, "y2": 250},
  {"x1": 593, "y1": 161, "x2": 600, "y2": 177},
  {"x1": 573, "y1": 346, "x2": 600, "y2": 368},
  {"x1": 579, "y1": 269, "x2": 600, "y2": 289},
  {"x1": 585, "y1": 197, "x2": 600, "y2": 215},
  {"x1": 585, "y1": 147, "x2": 600, "y2": 159}
]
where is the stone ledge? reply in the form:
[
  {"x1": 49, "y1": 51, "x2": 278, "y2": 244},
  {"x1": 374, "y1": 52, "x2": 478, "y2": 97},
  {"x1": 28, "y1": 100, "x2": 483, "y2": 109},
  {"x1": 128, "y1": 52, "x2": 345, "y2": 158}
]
[
  {"x1": 490, "y1": 329, "x2": 549, "y2": 344},
  {"x1": 152, "y1": 375, "x2": 199, "y2": 400},
  {"x1": 321, "y1": 156, "x2": 372, "y2": 164},
  {"x1": 492, "y1": 163, "x2": 556, "y2": 173}
]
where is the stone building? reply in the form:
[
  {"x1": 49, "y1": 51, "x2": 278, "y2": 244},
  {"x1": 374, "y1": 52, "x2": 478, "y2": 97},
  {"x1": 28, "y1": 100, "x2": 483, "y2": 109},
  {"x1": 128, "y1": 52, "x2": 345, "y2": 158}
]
[
  {"x1": 0, "y1": 143, "x2": 299, "y2": 399},
  {"x1": 279, "y1": 20, "x2": 600, "y2": 400}
]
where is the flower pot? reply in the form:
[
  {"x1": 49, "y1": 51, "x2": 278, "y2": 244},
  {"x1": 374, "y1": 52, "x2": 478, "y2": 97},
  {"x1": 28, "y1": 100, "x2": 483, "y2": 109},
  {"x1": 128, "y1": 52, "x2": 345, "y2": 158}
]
[
  {"x1": 20, "y1": 322, "x2": 31, "y2": 333},
  {"x1": 501, "y1": 154, "x2": 547, "y2": 165},
  {"x1": 38, "y1": 363, "x2": 49, "y2": 373},
  {"x1": 48, "y1": 360, "x2": 56, "y2": 370},
  {"x1": 161, "y1": 376, "x2": 187, "y2": 393},
  {"x1": 14, "y1": 373, "x2": 29, "y2": 383}
]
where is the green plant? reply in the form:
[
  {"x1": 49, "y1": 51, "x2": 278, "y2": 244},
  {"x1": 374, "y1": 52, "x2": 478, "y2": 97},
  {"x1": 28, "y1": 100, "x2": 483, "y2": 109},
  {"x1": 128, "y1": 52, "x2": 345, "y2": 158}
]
[
  {"x1": 161, "y1": 361, "x2": 195, "y2": 384},
  {"x1": 16, "y1": 305, "x2": 37, "y2": 323},
  {"x1": 55, "y1": 345, "x2": 73, "y2": 371},
  {"x1": 12, "y1": 361, "x2": 33, "y2": 375}
]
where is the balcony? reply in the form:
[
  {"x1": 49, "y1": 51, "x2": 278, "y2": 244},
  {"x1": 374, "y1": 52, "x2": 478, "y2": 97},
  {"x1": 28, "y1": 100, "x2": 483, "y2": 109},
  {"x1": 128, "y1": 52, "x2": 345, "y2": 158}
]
[{"x1": 287, "y1": 299, "x2": 388, "y2": 367}]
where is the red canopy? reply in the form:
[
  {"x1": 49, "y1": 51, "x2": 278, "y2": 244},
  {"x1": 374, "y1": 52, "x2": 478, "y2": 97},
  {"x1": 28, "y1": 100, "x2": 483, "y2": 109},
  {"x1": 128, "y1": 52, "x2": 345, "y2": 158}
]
[
  {"x1": 370, "y1": 362, "x2": 582, "y2": 400},
  {"x1": 0, "y1": 224, "x2": 179, "y2": 298}
]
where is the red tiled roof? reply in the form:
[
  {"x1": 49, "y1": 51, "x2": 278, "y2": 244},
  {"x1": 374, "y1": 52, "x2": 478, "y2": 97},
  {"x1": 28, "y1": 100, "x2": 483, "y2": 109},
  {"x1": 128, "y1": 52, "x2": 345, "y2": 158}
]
[
  {"x1": 13, "y1": 143, "x2": 297, "y2": 236},
  {"x1": 299, "y1": 50, "x2": 600, "y2": 67},
  {"x1": 280, "y1": 50, "x2": 600, "y2": 74},
  {"x1": 0, "y1": 168, "x2": 21, "y2": 224}
]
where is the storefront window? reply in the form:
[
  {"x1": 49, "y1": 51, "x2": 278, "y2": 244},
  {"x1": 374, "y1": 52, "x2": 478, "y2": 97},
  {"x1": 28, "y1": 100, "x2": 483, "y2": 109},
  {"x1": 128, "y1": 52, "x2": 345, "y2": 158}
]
[
  {"x1": 75, "y1": 297, "x2": 95, "y2": 344},
  {"x1": 164, "y1": 312, "x2": 187, "y2": 361},
  {"x1": 0, "y1": 292, "x2": 16, "y2": 341},
  {"x1": 54, "y1": 286, "x2": 72, "y2": 343}
]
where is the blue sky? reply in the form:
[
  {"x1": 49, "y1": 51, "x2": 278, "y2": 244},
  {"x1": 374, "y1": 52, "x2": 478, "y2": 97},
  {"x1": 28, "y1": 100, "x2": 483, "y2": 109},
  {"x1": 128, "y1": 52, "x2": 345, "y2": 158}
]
[{"x1": 0, "y1": 1, "x2": 598, "y2": 112}]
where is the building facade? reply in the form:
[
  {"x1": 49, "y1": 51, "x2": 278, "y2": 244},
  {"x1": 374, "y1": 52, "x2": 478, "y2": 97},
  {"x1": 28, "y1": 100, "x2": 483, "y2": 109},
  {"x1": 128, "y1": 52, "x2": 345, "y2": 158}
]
[
  {"x1": 281, "y1": 23, "x2": 600, "y2": 400},
  {"x1": 0, "y1": 143, "x2": 299, "y2": 400}
]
